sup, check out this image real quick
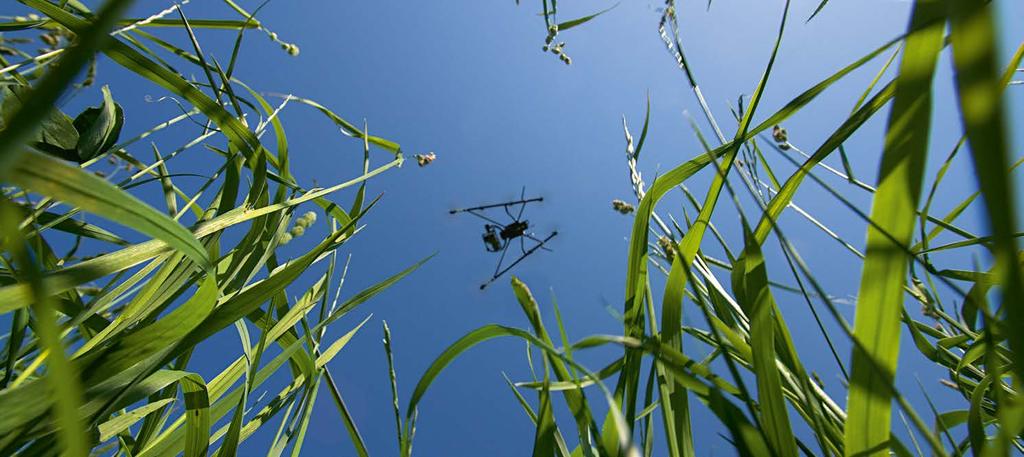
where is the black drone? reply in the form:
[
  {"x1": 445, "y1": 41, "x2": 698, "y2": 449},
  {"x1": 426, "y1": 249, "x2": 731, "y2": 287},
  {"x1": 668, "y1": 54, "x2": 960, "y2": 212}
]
[{"x1": 450, "y1": 188, "x2": 557, "y2": 289}]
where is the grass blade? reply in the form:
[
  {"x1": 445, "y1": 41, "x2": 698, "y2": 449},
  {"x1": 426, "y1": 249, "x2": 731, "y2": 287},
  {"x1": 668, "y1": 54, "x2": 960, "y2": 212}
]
[{"x1": 844, "y1": 2, "x2": 945, "y2": 455}]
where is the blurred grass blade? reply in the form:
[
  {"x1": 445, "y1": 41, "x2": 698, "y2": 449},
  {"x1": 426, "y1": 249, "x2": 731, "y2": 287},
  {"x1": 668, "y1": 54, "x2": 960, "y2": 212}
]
[
  {"x1": 806, "y1": 0, "x2": 829, "y2": 22},
  {"x1": 0, "y1": 200, "x2": 89, "y2": 457},
  {"x1": 947, "y1": 0, "x2": 1024, "y2": 385}
]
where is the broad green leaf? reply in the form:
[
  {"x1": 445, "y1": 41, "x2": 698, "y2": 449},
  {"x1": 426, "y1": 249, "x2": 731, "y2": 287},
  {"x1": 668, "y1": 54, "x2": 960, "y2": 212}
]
[
  {"x1": 72, "y1": 85, "x2": 124, "y2": 162},
  {"x1": 24, "y1": 0, "x2": 268, "y2": 166},
  {"x1": 0, "y1": 84, "x2": 79, "y2": 161},
  {"x1": 1, "y1": 0, "x2": 134, "y2": 173}
]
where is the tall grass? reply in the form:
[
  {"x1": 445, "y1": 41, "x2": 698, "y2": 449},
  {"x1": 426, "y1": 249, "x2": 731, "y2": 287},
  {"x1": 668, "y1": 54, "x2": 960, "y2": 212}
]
[
  {"x1": 0, "y1": 1, "x2": 423, "y2": 456},
  {"x1": 405, "y1": 1, "x2": 1024, "y2": 456},
  {"x1": 2, "y1": 1, "x2": 1022, "y2": 456}
]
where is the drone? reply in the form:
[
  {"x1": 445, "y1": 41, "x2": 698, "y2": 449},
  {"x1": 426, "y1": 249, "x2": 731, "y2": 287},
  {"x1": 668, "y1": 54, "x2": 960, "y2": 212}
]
[{"x1": 449, "y1": 187, "x2": 558, "y2": 290}]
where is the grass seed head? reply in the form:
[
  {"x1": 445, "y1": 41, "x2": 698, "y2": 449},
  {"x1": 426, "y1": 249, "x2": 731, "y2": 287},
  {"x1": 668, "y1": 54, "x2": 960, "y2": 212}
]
[
  {"x1": 772, "y1": 125, "x2": 788, "y2": 143},
  {"x1": 658, "y1": 236, "x2": 675, "y2": 263},
  {"x1": 772, "y1": 125, "x2": 791, "y2": 149},
  {"x1": 612, "y1": 199, "x2": 635, "y2": 214},
  {"x1": 290, "y1": 225, "x2": 306, "y2": 237}
]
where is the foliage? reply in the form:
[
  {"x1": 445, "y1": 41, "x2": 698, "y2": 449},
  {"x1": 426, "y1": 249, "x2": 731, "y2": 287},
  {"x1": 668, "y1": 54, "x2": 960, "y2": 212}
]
[
  {"x1": 2, "y1": 0, "x2": 1023, "y2": 456},
  {"x1": 407, "y1": 1, "x2": 1024, "y2": 456},
  {"x1": 0, "y1": 1, "x2": 423, "y2": 456}
]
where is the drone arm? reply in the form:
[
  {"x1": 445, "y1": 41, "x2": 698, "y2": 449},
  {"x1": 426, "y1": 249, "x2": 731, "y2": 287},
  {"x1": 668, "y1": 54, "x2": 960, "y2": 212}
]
[
  {"x1": 449, "y1": 197, "x2": 543, "y2": 214},
  {"x1": 493, "y1": 240, "x2": 512, "y2": 277},
  {"x1": 462, "y1": 210, "x2": 506, "y2": 228},
  {"x1": 480, "y1": 231, "x2": 558, "y2": 289}
]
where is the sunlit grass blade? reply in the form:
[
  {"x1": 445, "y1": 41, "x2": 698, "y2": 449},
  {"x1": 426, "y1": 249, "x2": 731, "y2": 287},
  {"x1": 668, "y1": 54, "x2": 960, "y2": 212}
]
[
  {"x1": 657, "y1": 245, "x2": 694, "y2": 457},
  {"x1": 532, "y1": 359, "x2": 557, "y2": 457},
  {"x1": 845, "y1": 2, "x2": 945, "y2": 455},
  {"x1": 405, "y1": 323, "x2": 640, "y2": 457},
  {"x1": 9, "y1": 150, "x2": 211, "y2": 269},
  {"x1": 733, "y1": 224, "x2": 797, "y2": 457},
  {"x1": 511, "y1": 277, "x2": 601, "y2": 455},
  {"x1": 178, "y1": 373, "x2": 211, "y2": 457},
  {"x1": 98, "y1": 398, "x2": 175, "y2": 442}
]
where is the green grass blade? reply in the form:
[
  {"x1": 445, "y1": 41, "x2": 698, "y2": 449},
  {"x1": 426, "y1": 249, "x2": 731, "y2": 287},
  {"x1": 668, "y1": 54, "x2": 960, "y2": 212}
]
[
  {"x1": 178, "y1": 373, "x2": 211, "y2": 457},
  {"x1": 613, "y1": 2, "x2": 791, "y2": 448},
  {"x1": 806, "y1": 0, "x2": 829, "y2": 22},
  {"x1": 98, "y1": 398, "x2": 175, "y2": 442},
  {"x1": 734, "y1": 225, "x2": 797, "y2": 457},
  {"x1": 752, "y1": 81, "x2": 895, "y2": 243},
  {"x1": 844, "y1": 2, "x2": 945, "y2": 455},
  {"x1": 556, "y1": 4, "x2": 617, "y2": 32},
  {"x1": 383, "y1": 321, "x2": 404, "y2": 455},
  {"x1": 316, "y1": 314, "x2": 372, "y2": 368},
  {"x1": 657, "y1": 245, "x2": 694, "y2": 457},
  {"x1": 532, "y1": 359, "x2": 557, "y2": 457},
  {"x1": 287, "y1": 373, "x2": 322, "y2": 457},
  {"x1": 9, "y1": 150, "x2": 211, "y2": 269},
  {"x1": 511, "y1": 278, "x2": 600, "y2": 455},
  {"x1": 405, "y1": 324, "x2": 639, "y2": 456}
]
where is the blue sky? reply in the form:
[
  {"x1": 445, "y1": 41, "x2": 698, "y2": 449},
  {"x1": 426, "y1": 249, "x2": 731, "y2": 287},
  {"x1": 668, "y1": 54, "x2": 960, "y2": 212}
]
[{"x1": 9, "y1": 0, "x2": 1024, "y2": 455}]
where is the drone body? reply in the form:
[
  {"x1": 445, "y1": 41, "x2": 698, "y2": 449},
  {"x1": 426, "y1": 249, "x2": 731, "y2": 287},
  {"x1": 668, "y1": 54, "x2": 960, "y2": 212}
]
[{"x1": 450, "y1": 188, "x2": 557, "y2": 289}]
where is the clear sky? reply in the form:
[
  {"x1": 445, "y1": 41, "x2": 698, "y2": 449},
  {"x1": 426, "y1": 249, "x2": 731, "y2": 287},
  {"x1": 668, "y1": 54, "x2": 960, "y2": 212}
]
[{"x1": 11, "y1": 0, "x2": 1024, "y2": 455}]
